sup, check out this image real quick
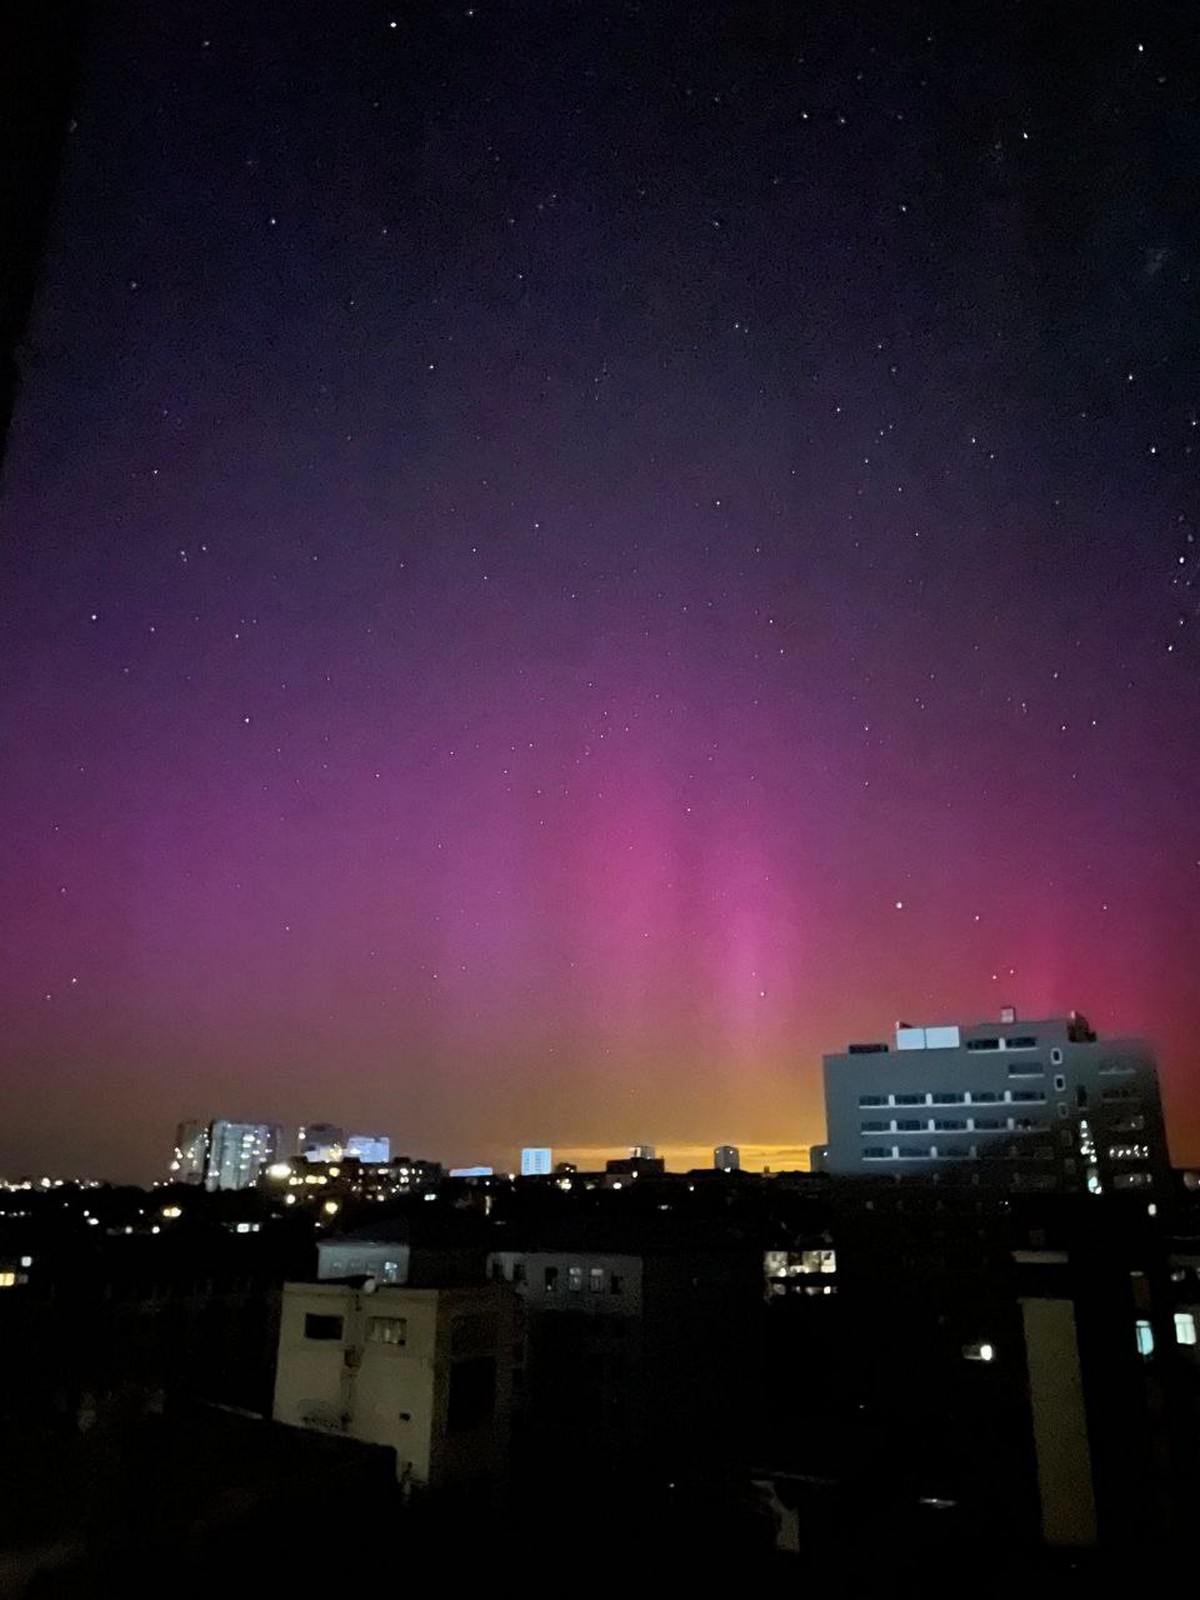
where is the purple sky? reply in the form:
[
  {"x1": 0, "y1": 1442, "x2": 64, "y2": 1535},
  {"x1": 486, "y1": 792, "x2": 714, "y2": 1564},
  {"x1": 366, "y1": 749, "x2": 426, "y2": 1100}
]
[{"x1": 1, "y1": 0, "x2": 1197, "y2": 1181}]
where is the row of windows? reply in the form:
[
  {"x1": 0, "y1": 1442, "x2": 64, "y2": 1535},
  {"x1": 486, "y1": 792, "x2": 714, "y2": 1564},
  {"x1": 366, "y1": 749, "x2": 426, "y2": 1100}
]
[
  {"x1": 861, "y1": 1144, "x2": 1057, "y2": 1163},
  {"x1": 857, "y1": 1089, "x2": 1046, "y2": 1108},
  {"x1": 965, "y1": 1034, "x2": 1040, "y2": 1051},
  {"x1": 543, "y1": 1266, "x2": 624, "y2": 1295},
  {"x1": 304, "y1": 1311, "x2": 410, "y2": 1345},
  {"x1": 860, "y1": 1117, "x2": 1048, "y2": 1135}
]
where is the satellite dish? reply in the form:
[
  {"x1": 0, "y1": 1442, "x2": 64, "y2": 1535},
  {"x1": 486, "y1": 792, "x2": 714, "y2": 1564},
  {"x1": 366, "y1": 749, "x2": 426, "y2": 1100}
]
[{"x1": 363, "y1": 1276, "x2": 378, "y2": 1294}]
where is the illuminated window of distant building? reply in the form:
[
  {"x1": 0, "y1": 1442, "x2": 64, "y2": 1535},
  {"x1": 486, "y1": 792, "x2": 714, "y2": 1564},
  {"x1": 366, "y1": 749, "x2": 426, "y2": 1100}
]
[
  {"x1": 382, "y1": 1260, "x2": 403, "y2": 1283},
  {"x1": 589, "y1": 1266, "x2": 604, "y2": 1292},
  {"x1": 543, "y1": 1266, "x2": 559, "y2": 1293},
  {"x1": 1174, "y1": 1313, "x2": 1197, "y2": 1347},
  {"x1": 0, "y1": 1273, "x2": 16, "y2": 1289},
  {"x1": 303, "y1": 1313, "x2": 344, "y2": 1341},
  {"x1": 568, "y1": 1265, "x2": 584, "y2": 1293},
  {"x1": 1135, "y1": 1320, "x2": 1155, "y2": 1358},
  {"x1": 368, "y1": 1316, "x2": 407, "y2": 1346}
]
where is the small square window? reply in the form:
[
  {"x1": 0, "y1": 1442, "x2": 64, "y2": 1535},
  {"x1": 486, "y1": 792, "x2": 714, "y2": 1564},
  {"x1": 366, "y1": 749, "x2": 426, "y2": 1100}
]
[
  {"x1": 304, "y1": 1312, "x2": 344, "y2": 1341},
  {"x1": 368, "y1": 1315, "x2": 407, "y2": 1346},
  {"x1": 610, "y1": 1273, "x2": 624, "y2": 1295},
  {"x1": 1054, "y1": 1074, "x2": 1066, "y2": 1092}
]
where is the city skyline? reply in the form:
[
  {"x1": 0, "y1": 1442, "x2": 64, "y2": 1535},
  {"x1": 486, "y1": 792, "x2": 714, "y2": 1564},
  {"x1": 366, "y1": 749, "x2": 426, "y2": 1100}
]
[{"x1": 2, "y1": 2, "x2": 1198, "y2": 1184}]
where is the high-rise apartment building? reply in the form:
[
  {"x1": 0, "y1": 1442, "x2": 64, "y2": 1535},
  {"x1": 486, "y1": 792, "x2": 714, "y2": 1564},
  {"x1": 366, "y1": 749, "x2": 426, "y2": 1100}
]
[
  {"x1": 714, "y1": 1145, "x2": 740, "y2": 1173},
  {"x1": 521, "y1": 1147, "x2": 552, "y2": 1176},
  {"x1": 822, "y1": 1010, "x2": 1169, "y2": 1195},
  {"x1": 169, "y1": 1120, "x2": 209, "y2": 1184},
  {"x1": 205, "y1": 1120, "x2": 281, "y2": 1192}
]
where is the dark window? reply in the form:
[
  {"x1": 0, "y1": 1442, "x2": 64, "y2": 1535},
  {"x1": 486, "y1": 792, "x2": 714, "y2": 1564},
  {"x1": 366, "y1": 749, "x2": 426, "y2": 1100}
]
[
  {"x1": 1053, "y1": 1074, "x2": 1066, "y2": 1091},
  {"x1": 932, "y1": 1092, "x2": 965, "y2": 1105},
  {"x1": 1102, "y1": 1086, "x2": 1139, "y2": 1102},
  {"x1": 895, "y1": 1119, "x2": 925, "y2": 1131},
  {"x1": 304, "y1": 1313, "x2": 343, "y2": 1341},
  {"x1": 1075, "y1": 1085, "x2": 1087, "y2": 1107},
  {"x1": 971, "y1": 1091, "x2": 999, "y2": 1103},
  {"x1": 895, "y1": 1093, "x2": 925, "y2": 1105},
  {"x1": 862, "y1": 1146, "x2": 892, "y2": 1159},
  {"x1": 543, "y1": 1266, "x2": 559, "y2": 1293},
  {"x1": 860, "y1": 1120, "x2": 889, "y2": 1132},
  {"x1": 967, "y1": 1038, "x2": 1000, "y2": 1052},
  {"x1": 973, "y1": 1118, "x2": 1002, "y2": 1129},
  {"x1": 1007, "y1": 1061, "x2": 1045, "y2": 1078},
  {"x1": 934, "y1": 1119, "x2": 967, "y2": 1130},
  {"x1": 858, "y1": 1095, "x2": 886, "y2": 1107},
  {"x1": 512, "y1": 1261, "x2": 526, "y2": 1284},
  {"x1": 447, "y1": 1357, "x2": 496, "y2": 1432},
  {"x1": 610, "y1": 1273, "x2": 624, "y2": 1295},
  {"x1": 1011, "y1": 1090, "x2": 1046, "y2": 1103},
  {"x1": 1005, "y1": 1036, "x2": 1038, "y2": 1049},
  {"x1": 938, "y1": 1145, "x2": 970, "y2": 1158},
  {"x1": 897, "y1": 1146, "x2": 933, "y2": 1159}
]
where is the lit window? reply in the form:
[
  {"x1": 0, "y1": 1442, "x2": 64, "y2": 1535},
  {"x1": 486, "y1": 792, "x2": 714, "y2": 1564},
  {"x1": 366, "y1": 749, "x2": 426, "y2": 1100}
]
[
  {"x1": 1135, "y1": 1319, "x2": 1155, "y2": 1358},
  {"x1": 0, "y1": 1273, "x2": 16, "y2": 1289},
  {"x1": 368, "y1": 1316, "x2": 408, "y2": 1345},
  {"x1": 568, "y1": 1265, "x2": 584, "y2": 1293},
  {"x1": 963, "y1": 1341, "x2": 995, "y2": 1362},
  {"x1": 1174, "y1": 1313, "x2": 1196, "y2": 1347},
  {"x1": 588, "y1": 1266, "x2": 605, "y2": 1292}
]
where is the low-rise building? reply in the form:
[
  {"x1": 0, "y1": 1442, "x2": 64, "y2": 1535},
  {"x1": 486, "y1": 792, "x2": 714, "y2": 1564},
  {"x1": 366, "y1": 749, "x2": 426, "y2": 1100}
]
[{"x1": 272, "y1": 1279, "x2": 517, "y2": 1502}]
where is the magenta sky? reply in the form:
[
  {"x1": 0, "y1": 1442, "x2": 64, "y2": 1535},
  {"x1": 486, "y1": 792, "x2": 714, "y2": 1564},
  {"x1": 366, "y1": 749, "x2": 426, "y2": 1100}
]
[{"x1": 1, "y1": 1, "x2": 1197, "y2": 1181}]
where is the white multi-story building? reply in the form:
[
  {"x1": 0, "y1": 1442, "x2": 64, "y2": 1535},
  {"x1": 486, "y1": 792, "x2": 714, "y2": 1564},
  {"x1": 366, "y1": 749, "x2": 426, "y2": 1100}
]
[
  {"x1": 822, "y1": 1010, "x2": 1169, "y2": 1195},
  {"x1": 205, "y1": 1120, "x2": 281, "y2": 1191},
  {"x1": 272, "y1": 1280, "x2": 517, "y2": 1498},
  {"x1": 520, "y1": 1147, "x2": 552, "y2": 1176}
]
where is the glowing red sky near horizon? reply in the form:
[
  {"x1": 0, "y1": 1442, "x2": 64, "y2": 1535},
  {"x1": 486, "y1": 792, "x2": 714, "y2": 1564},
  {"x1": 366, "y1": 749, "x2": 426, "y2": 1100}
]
[{"x1": 1, "y1": 1, "x2": 1197, "y2": 1181}]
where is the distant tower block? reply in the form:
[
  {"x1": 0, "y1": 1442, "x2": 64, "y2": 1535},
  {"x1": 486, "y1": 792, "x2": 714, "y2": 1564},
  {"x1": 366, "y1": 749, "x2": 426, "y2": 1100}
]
[
  {"x1": 714, "y1": 1144, "x2": 740, "y2": 1173},
  {"x1": 521, "y1": 1147, "x2": 552, "y2": 1176}
]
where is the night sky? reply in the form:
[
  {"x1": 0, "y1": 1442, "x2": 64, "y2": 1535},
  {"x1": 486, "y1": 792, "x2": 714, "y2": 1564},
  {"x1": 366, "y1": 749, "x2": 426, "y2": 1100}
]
[{"x1": 2, "y1": 0, "x2": 1198, "y2": 1183}]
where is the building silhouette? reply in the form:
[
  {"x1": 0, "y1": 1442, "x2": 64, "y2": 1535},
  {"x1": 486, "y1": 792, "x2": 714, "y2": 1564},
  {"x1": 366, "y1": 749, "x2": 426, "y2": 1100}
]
[{"x1": 823, "y1": 1010, "x2": 1169, "y2": 1195}]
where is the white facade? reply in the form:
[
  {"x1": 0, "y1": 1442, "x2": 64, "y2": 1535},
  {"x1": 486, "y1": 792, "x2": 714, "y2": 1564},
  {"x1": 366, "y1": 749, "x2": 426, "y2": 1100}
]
[
  {"x1": 317, "y1": 1238, "x2": 410, "y2": 1283},
  {"x1": 489, "y1": 1250, "x2": 643, "y2": 1314},
  {"x1": 520, "y1": 1147, "x2": 552, "y2": 1176},
  {"x1": 205, "y1": 1120, "x2": 280, "y2": 1191},
  {"x1": 273, "y1": 1281, "x2": 517, "y2": 1494},
  {"x1": 346, "y1": 1134, "x2": 390, "y2": 1165}
]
